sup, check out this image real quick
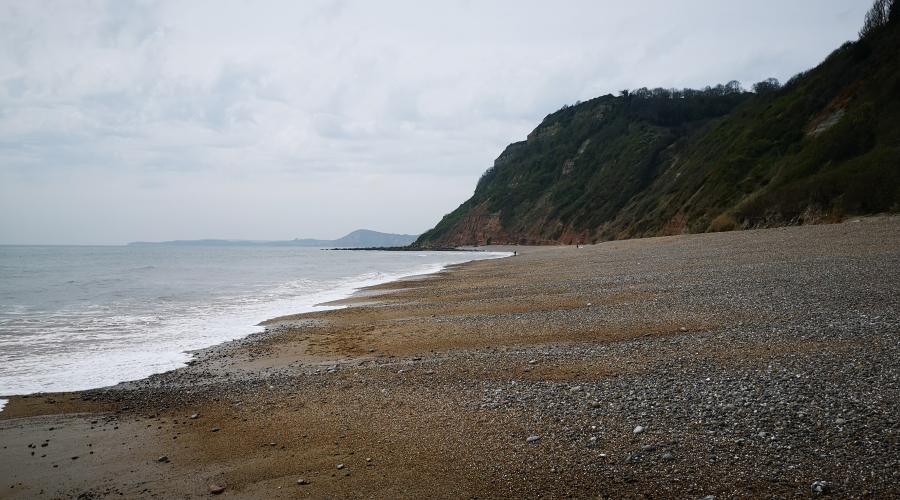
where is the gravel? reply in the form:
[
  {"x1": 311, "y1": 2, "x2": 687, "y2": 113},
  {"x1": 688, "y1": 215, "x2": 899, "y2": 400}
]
[{"x1": 13, "y1": 217, "x2": 898, "y2": 499}]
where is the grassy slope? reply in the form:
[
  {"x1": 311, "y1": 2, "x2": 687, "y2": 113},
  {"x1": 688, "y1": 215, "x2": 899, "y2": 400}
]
[
  {"x1": 632, "y1": 20, "x2": 900, "y2": 236},
  {"x1": 416, "y1": 19, "x2": 899, "y2": 247}
]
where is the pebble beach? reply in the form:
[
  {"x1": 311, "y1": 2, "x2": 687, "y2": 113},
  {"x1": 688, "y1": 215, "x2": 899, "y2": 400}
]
[{"x1": 1, "y1": 217, "x2": 898, "y2": 498}]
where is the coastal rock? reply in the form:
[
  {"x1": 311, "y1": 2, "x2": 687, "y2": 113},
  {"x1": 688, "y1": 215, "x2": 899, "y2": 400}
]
[{"x1": 811, "y1": 480, "x2": 829, "y2": 495}]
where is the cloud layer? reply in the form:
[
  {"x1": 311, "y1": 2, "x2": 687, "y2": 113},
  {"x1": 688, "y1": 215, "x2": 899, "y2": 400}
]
[{"x1": 0, "y1": 0, "x2": 869, "y2": 244}]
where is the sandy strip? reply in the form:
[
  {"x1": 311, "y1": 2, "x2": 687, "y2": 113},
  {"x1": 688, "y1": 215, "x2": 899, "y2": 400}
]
[{"x1": 1, "y1": 216, "x2": 898, "y2": 498}]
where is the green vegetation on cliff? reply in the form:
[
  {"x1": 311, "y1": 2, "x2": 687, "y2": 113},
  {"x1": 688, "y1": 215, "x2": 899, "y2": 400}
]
[{"x1": 415, "y1": 2, "x2": 900, "y2": 247}]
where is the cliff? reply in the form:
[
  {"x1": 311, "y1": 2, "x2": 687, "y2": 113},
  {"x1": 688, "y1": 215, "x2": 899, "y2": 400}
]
[{"x1": 415, "y1": 9, "x2": 900, "y2": 247}]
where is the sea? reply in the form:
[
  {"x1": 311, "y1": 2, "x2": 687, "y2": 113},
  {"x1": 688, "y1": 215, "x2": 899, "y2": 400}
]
[{"x1": 0, "y1": 245, "x2": 508, "y2": 410}]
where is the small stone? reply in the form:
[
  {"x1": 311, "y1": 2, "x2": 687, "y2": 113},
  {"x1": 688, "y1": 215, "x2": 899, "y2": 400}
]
[
  {"x1": 679, "y1": 327, "x2": 688, "y2": 332},
  {"x1": 157, "y1": 455, "x2": 169, "y2": 463},
  {"x1": 661, "y1": 452, "x2": 674, "y2": 461},
  {"x1": 570, "y1": 386, "x2": 582, "y2": 393},
  {"x1": 209, "y1": 484, "x2": 226, "y2": 495},
  {"x1": 528, "y1": 359, "x2": 537, "y2": 365},
  {"x1": 190, "y1": 414, "x2": 199, "y2": 419},
  {"x1": 297, "y1": 478, "x2": 309, "y2": 485},
  {"x1": 835, "y1": 418, "x2": 846, "y2": 425},
  {"x1": 336, "y1": 463, "x2": 344, "y2": 470},
  {"x1": 591, "y1": 401, "x2": 601, "y2": 408},
  {"x1": 811, "y1": 480, "x2": 829, "y2": 495},
  {"x1": 633, "y1": 425, "x2": 645, "y2": 434},
  {"x1": 699, "y1": 496, "x2": 716, "y2": 500},
  {"x1": 526, "y1": 435, "x2": 541, "y2": 443},
  {"x1": 366, "y1": 457, "x2": 372, "y2": 462},
  {"x1": 211, "y1": 427, "x2": 220, "y2": 432}
]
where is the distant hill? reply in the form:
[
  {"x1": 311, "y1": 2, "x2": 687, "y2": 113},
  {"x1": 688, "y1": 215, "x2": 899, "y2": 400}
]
[
  {"x1": 128, "y1": 229, "x2": 418, "y2": 248},
  {"x1": 329, "y1": 229, "x2": 419, "y2": 247},
  {"x1": 415, "y1": 3, "x2": 900, "y2": 247}
]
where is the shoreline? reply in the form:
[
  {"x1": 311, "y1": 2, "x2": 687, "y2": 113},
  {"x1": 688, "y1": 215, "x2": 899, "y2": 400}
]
[
  {"x1": 0, "y1": 250, "x2": 511, "y2": 403},
  {"x1": 1, "y1": 218, "x2": 898, "y2": 498}
]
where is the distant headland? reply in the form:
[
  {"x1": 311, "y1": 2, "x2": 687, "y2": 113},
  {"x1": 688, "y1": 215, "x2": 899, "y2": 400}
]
[{"x1": 127, "y1": 229, "x2": 418, "y2": 248}]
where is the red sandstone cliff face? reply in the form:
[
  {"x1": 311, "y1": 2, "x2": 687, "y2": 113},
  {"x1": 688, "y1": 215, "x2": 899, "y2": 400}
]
[
  {"x1": 430, "y1": 201, "x2": 598, "y2": 247},
  {"x1": 431, "y1": 204, "x2": 512, "y2": 246}
]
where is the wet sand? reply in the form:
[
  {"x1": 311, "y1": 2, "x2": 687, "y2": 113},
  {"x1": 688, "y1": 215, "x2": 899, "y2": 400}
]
[{"x1": 1, "y1": 217, "x2": 899, "y2": 498}]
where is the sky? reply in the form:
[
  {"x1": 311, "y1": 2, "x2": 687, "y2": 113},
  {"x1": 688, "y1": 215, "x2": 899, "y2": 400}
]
[{"x1": 0, "y1": 0, "x2": 872, "y2": 245}]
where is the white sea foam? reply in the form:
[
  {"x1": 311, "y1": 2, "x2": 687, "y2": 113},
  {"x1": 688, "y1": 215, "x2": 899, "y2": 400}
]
[{"x1": 0, "y1": 250, "x2": 510, "y2": 397}]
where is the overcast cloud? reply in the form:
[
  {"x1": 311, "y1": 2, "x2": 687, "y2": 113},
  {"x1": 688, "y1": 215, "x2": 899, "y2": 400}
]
[{"x1": 0, "y1": 0, "x2": 870, "y2": 244}]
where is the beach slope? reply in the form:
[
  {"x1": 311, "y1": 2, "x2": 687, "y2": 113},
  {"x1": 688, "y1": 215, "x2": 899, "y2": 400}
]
[{"x1": 2, "y1": 217, "x2": 899, "y2": 498}]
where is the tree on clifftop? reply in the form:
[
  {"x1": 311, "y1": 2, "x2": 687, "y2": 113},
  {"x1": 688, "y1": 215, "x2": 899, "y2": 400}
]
[
  {"x1": 752, "y1": 78, "x2": 781, "y2": 94},
  {"x1": 860, "y1": 0, "x2": 896, "y2": 38}
]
